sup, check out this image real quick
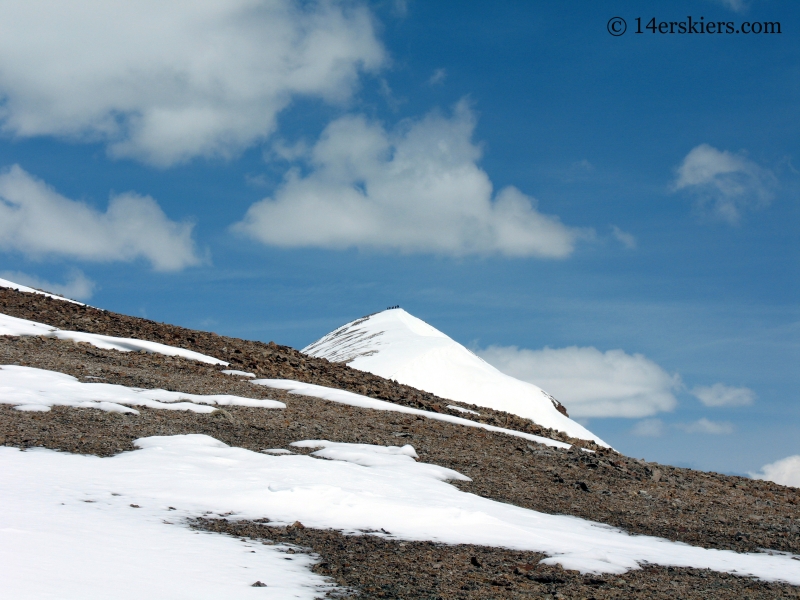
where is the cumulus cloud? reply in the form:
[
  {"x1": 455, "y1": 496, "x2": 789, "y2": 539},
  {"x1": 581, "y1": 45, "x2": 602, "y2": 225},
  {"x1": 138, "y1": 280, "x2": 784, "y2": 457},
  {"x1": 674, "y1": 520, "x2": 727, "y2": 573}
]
[
  {"x1": 691, "y1": 383, "x2": 756, "y2": 407},
  {"x1": 0, "y1": 269, "x2": 96, "y2": 300},
  {"x1": 0, "y1": 165, "x2": 200, "y2": 271},
  {"x1": 631, "y1": 419, "x2": 665, "y2": 437},
  {"x1": 0, "y1": 0, "x2": 384, "y2": 166},
  {"x1": 611, "y1": 225, "x2": 636, "y2": 249},
  {"x1": 478, "y1": 345, "x2": 680, "y2": 418},
  {"x1": 673, "y1": 144, "x2": 776, "y2": 224},
  {"x1": 750, "y1": 455, "x2": 800, "y2": 488},
  {"x1": 676, "y1": 418, "x2": 735, "y2": 435},
  {"x1": 234, "y1": 102, "x2": 583, "y2": 257}
]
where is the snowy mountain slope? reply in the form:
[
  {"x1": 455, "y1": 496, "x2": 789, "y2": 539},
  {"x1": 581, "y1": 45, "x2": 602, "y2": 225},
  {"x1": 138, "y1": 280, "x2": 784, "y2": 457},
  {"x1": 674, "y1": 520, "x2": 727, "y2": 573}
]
[
  {"x1": 0, "y1": 312, "x2": 227, "y2": 365},
  {"x1": 0, "y1": 277, "x2": 84, "y2": 305},
  {"x1": 303, "y1": 309, "x2": 606, "y2": 445},
  {"x1": 4, "y1": 430, "x2": 800, "y2": 586},
  {"x1": 3, "y1": 284, "x2": 800, "y2": 597},
  {"x1": 254, "y1": 378, "x2": 572, "y2": 449}
]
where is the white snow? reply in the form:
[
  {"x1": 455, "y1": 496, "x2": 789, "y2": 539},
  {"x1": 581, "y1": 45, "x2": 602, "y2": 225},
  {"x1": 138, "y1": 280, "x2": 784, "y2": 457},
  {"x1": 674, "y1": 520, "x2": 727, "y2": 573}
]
[
  {"x1": 291, "y1": 439, "x2": 470, "y2": 482},
  {"x1": 0, "y1": 365, "x2": 285, "y2": 414},
  {"x1": 0, "y1": 276, "x2": 85, "y2": 304},
  {"x1": 222, "y1": 369, "x2": 256, "y2": 377},
  {"x1": 0, "y1": 311, "x2": 228, "y2": 365},
  {"x1": 3, "y1": 434, "x2": 799, "y2": 589},
  {"x1": 303, "y1": 309, "x2": 607, "y2": 445},
  {"x1": 447, "y1": 404, "x2": 480, "y2": 415},
  {"x1": 254, "y1": 378, "x2": 572, "y2": 449},
  {"x1": 1, "y1": 443, "x2": 336, "y2": 599}
]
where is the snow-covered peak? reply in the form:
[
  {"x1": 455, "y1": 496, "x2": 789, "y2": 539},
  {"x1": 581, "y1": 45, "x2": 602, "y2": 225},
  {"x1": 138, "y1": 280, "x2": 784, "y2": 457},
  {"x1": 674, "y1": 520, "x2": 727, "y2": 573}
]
[
  {"x1": 303, "y1": 308, "x2": 447, "y2": 364},
  {"x1": 303, "y1": 309, "x2": 607, "y2": 446}
]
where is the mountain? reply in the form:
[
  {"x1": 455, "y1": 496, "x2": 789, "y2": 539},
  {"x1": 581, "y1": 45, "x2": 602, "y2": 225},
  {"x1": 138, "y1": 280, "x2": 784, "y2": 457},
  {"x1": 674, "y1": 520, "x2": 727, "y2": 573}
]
[
  {"x1": 2, "y1": 282, "x2": 800, "y2": 598},
  {"x1": 304, "y1": 308, "x2": 606, "y2": 445}
]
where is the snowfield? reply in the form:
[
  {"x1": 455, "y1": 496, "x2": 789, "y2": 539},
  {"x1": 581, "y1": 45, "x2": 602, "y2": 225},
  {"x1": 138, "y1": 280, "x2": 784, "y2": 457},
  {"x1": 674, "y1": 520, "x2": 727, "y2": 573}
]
[
  {"x1": 303, "y1": 309, "x2": 607, "y2": 445},
  {"x1": 2, "y1": 433, "x2": 800, "y2": 599},
  {"x1": 1, "y1": 441, "x2": 336, "y2": 600}
]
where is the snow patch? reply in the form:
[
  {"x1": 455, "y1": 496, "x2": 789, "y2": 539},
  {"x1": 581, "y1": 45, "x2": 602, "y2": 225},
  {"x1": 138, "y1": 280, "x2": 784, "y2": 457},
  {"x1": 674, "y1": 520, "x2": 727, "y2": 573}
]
[
  {"x1": 447, "y1": 404, "x2": 480, "y2": 415},
  {"x1": 0, "y1": 365, "x2": 285, "y2": 414},
  {"x1": 0, "y1": 312, "x2": 227, "y2": 365},
  {"x1": 222, "y1": 369, "x2": 256, "y2": 377}
]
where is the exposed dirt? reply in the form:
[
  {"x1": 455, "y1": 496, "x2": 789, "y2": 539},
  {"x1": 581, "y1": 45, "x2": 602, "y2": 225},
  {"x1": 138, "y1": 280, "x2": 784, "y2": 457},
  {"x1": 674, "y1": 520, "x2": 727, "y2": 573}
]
[{"x1": 2, "y1": 287, "x2": 799, "y2": 598}]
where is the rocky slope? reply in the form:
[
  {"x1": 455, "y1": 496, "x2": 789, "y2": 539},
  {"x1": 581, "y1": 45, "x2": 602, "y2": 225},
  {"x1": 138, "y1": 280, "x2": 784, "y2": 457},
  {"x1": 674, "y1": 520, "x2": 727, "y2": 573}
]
[
  {"x1": 0, "y1": 288, "x2": 594, "y2": 448},
  {"x1": 1, "y1": 286, "x2": 799, "y2": 599}
]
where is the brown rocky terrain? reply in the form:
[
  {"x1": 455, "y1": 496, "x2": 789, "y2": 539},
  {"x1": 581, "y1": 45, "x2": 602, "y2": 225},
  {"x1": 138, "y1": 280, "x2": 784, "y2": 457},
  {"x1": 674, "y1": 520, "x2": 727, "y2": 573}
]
[{"x1": 1, "y1": 286, "x2": 799, "y2": 598}]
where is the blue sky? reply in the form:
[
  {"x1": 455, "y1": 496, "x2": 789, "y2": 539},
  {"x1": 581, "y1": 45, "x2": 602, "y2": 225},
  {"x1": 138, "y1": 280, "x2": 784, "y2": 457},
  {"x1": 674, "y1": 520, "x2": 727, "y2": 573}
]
[{"x1": 0, "y1": 0, "x2": 797, "y2": 476}]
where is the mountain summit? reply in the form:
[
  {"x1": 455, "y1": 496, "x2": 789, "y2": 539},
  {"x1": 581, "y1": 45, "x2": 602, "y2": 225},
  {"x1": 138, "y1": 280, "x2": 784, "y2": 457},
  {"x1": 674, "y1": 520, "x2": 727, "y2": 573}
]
[{"x1": 304, "y1": 308, "x2": 607, "y2": 445}]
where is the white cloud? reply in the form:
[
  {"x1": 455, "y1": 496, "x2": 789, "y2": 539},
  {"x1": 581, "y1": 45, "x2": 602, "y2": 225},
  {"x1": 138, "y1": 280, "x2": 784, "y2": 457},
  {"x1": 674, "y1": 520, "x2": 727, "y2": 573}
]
[
  {"x1": 378, "y1": 78, "x2": 406, "y2": 111},
  {"x1": 691, "y1": 383, "x2": 756, "y2": 407},
  {"x1": 750, "y1": 455, "x2": 800, "y2": 488},
  {"x1": 234, "y1": 102, "x2": 584, "y2": 258},
  {"x1": 0, "y1": 0, "x2": 384, "y2": 166},
  {"x1": 0, "y1": 165, "x2": 200, "y2": 271},
  {"x1": 673, "y1": 144, "x2": 776, "y2": 224},
  {"x1": 676, "y1": 418, "x2": 735, "y2": 435},
  {"x1": 429, "y1": 68, "x2": 447, "y2": 85},
  {"x1": 611, "y1": 225, "x2": 636, "y2": 249},
  {"x1": 269, "y1": 139, "x2": 311, "y2": 163},
  {"x1": 478, "y1": 345, "x2": 680, "y2": 418},
  {"x1": 0, "y1": 269, "x2": 96, "y2": 300},
  {"x1": 631, "y1": 419, "x2": 665, "y2": 437}
]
